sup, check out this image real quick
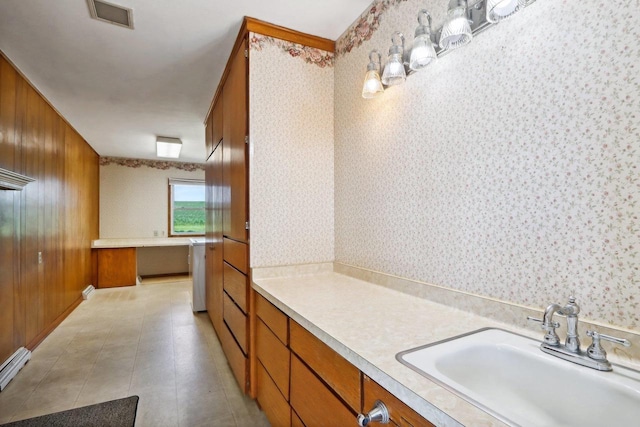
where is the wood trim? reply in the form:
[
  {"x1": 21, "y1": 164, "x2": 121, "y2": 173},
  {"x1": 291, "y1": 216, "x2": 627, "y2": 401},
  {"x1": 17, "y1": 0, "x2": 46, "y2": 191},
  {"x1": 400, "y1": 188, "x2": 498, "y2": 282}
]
[
  {"x1": 204, "y1": 16, "x2": 335, "y2": 122},
  {"x1": 0, "y1": 50, "x2": 99, "y2": 157},
  {"x1": 26, "y1": 295, "x2": 82, "y2": 350}
]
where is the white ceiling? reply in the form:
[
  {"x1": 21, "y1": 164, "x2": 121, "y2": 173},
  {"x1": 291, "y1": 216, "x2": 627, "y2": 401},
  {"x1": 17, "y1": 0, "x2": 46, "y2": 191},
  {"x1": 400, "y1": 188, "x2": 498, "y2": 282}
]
[{"x1": 0, "y1": 0, "x2": 372, "y2": 163}]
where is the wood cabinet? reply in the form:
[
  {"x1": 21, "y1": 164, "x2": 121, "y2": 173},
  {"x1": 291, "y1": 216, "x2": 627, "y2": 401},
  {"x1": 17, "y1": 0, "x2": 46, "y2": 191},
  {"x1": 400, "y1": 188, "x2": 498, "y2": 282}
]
[
  {"x1": 205, "y1": 35, "x2": 250, "y2": 394},
  {"x1": 363, "y1": 376, "x2": 435, "y2": 427},
  {"x1": 256, "y1": 295, "x2": 291, "y2": 426},
  {"x1": 205, "y1": 141, "x2": 224, "y2": 333},
  {"x1": 290, "y1": 320, "x2": 361, "y2": 412},
  {"x1": 222, "y1": 41, "x2": 248, "y2": 243},
  {"x1": 254, "y1": 293, "x2": 436, "y2": 427},
  {"x1": 96, "y1": 248, "x2": 136, "y2": 288}
]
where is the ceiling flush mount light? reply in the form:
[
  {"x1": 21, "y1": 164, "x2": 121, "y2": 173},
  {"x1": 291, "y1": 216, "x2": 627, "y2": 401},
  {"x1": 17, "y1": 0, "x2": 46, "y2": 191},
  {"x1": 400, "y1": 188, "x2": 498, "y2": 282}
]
[
  {"x1": 381, "y1": 32, "x2": 407, "y2": 87},
  {"x1": 362, "y1": 50, "x2": 384, "y2": 99},
  {"x1": 410, "y1": 10, "x2": 437, "y2": 71},
  {"x1": 439, "y1": 0, "x2": 473, "y2": 51},
  {"x1": 156, "y1": 137, "x2": 182, "y2": 159}
]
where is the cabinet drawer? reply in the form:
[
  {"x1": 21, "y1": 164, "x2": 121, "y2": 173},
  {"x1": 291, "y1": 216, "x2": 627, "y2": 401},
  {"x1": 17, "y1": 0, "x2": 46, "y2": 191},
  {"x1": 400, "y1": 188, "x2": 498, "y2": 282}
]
[
  {"x1": 256, "y1": 318, "x2": 290, "y2": 399},
  {"x1": 363, "y1": 376, "x2": 434, "y2": 427},
  {"x1": 257, "y1": 360, "x2": 291, "y2": 427},
  {"x1": 223, "y1": 238, "x2": 247, "y2": 274},
  {"x1": 292, "y1": 410, "x2": 305, "y2": 427},
  {"x1": 290, "y1": 321, "x2": 361, "y2": 411},
  {"x1": 219, "y1": 321, "x2": 247, "y2": 392},
  {"x1": 223, "y1": 292, "x2": 247, "y2": 354},
  {"x1": 256, "y1": 292, "x2": 288, "y2": 345},
  {"x1": 223, "y1": 262, "x2": 247, "y2": 313},
  {"x1": 290, "y1": 355, "x2": 354, "y2": 427}
]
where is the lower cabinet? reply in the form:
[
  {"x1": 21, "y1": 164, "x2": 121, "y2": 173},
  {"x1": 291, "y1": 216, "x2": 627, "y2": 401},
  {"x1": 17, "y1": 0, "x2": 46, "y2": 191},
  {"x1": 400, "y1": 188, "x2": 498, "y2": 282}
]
[
  {"x1": 95, "y1": 247, "x2": 136, "y2": 288},
  {"x1": 254, "y1": 292, "x2": 435, "y2": 427}
]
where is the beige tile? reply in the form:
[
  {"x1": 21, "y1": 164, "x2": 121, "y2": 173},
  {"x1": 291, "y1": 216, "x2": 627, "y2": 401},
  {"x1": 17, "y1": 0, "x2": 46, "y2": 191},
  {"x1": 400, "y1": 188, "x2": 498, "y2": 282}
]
[
  {"x1": 177, "y1": 387, "x2": 232, "y2": 426},
  {"x1": 0, "y1": 279, "x2": 270, "y2": 427}
]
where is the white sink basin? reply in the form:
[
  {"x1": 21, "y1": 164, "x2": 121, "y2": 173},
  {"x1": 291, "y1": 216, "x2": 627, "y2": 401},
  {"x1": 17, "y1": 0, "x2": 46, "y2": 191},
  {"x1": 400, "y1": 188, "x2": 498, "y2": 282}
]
[{"x1": 397, "y1": 328, "x2": 640, "y2": 427}]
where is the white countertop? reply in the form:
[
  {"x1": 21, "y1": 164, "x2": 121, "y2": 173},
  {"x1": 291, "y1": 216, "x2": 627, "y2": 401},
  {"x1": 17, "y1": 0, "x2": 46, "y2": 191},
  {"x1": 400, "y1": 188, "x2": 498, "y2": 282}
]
[
  {"x1": 252, "y1": 272, "x2": 529, "y2": 427},
  {"x1": 91, "y1": 237, "x2": 196, "y2": 248}
]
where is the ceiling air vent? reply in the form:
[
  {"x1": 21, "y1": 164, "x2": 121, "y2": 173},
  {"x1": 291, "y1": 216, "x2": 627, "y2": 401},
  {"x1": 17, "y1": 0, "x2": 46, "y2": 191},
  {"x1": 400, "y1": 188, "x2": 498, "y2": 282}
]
[{"x1": 87, "y1": 0, "x2": 134, "y2": 29}]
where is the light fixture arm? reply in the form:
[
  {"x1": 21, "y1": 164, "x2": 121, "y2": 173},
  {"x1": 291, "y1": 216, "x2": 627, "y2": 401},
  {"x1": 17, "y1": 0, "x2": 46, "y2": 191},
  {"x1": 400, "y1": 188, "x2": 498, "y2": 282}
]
[{"x1": 367, "y1": 50, "x2": 382, "y2": 73}]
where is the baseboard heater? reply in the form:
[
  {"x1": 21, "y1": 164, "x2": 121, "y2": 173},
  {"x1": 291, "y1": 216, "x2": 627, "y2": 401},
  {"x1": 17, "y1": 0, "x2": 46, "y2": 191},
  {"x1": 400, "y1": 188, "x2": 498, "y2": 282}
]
[
  {"x1": 82, "y1": 285, "x2": 96, "y2": 300},
  {"x1": 0, "y1": 347, "x2": 31, "y2": 391}
]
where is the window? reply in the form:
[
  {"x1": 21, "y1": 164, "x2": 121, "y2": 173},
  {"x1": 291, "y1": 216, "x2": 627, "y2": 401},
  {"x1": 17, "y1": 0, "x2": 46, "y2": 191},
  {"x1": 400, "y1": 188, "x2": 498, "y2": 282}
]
[{"x1": 169, "y1": 178, "x2": 205, "y2": 236}]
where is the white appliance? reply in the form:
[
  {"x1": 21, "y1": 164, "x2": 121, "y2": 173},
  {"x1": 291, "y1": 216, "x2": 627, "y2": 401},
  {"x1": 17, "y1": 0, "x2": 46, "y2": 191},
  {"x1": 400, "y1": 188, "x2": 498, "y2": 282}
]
[{"x1": 189, "y1": 238, "x2": 206, "y2": 312}]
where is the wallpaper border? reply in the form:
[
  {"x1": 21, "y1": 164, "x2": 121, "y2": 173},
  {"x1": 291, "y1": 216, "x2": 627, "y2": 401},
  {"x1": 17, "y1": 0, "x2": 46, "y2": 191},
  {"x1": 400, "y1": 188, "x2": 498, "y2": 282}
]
[
  {"x1": 336, "y1": 0, "x2": 408, "y2": 56},
  {"x1": 249, "y1": 33, "x2": 335, "y2": 68},
  {"x1": 99, "y1": 156, "x2": 205, "y2": 171}
]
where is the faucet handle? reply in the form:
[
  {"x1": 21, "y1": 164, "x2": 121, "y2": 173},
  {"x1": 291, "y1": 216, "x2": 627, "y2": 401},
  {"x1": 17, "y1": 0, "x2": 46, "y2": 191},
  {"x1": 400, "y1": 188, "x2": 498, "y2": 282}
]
[
  {"x1": 586, "y1": 330, "x2": 631, "y2": 361},
  {"x1": 527, "y1": 316, "x2": 560, "y2": 330}
]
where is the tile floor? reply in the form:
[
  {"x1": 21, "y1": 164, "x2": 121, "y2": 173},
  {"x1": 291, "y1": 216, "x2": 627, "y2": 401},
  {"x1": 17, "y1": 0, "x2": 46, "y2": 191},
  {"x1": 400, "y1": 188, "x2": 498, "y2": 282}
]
[{"x1": 0, "y1": 277, "x2": 270, "y2": 426}]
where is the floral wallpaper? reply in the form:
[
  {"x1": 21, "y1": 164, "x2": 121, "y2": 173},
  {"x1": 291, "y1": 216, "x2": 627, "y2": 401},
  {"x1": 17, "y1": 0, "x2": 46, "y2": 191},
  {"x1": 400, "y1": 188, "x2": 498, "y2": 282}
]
[
  {"x1": 248, "y1": 32, "x2": 335, "y2": 268},
  {"x1": 336, "y1": 0, "x2": 407, "y2": 56},
  {"x1": 249, "y1": 33, "x2": 334, "y2": 68},
  {"x1": 333, "y1": 0, "x2": 640, "y2": 330},
  {"x1": 99, "y1": 156, "x2": 204, "y2": 171}
]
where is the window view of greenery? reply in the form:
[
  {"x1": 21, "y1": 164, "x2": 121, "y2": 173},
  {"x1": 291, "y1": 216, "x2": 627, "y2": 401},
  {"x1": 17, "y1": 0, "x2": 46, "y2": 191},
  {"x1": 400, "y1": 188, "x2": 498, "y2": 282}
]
[{"x1": 172, "y1": 183, "x2": 205, "y2": 235}]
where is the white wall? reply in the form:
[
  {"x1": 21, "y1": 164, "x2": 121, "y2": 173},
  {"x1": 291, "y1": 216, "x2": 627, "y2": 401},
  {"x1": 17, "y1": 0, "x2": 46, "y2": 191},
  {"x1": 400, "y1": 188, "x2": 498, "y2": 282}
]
[
  {"x1": 333, "y1": 0, "x2": 640, "y2": 330},
  {"x1": 249, "y1": 33, "x2": 335, "y2": 268},
  {"x1": 99, "y1": 158, "x2": 204, "y2": 239},
  {"x1": 99, "y1": 158, "x2": 204, "y2": 276}
]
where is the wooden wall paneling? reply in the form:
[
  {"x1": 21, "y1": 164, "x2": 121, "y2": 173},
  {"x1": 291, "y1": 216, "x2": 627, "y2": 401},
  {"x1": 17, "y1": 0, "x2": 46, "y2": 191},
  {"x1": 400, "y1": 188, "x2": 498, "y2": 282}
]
[
  {"x1": 12, "y1": 70, "x2": 27, "y2": 352},
  {"x1": 42, "y1": 102, "x2": 55, "y2": 327},
  {"x1": 0, "y1": 56, "x2": 17, "y2": 170},
  {"x1": 22, "y1": 83, "x2": 42, "y2": 345},
  {"x1": 0, "y1": 50, "x2": 99, "y2": 356},
  {"x1": 222, "y1": 38, "x2": 248, "y2": 242}
]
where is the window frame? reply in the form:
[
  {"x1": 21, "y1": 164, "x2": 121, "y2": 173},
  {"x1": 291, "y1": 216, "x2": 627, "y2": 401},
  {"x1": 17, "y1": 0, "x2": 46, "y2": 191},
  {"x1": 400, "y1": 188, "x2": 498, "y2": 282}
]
[{"x1": 168, "y1": 178, "x2": 206, "y2": 237}]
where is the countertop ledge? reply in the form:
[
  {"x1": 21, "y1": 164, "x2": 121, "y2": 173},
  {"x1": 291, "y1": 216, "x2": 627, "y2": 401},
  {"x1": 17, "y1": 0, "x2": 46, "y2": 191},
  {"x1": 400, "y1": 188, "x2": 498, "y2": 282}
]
[{"x1": 252, "y1": 271, "x2": 521, "y2": 427}]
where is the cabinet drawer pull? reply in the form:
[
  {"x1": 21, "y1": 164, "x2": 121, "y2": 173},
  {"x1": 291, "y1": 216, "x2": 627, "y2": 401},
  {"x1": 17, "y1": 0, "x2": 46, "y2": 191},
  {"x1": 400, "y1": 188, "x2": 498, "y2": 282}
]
[{"x1": 357, "y1": 400, "x2": 389, "y2": 426}]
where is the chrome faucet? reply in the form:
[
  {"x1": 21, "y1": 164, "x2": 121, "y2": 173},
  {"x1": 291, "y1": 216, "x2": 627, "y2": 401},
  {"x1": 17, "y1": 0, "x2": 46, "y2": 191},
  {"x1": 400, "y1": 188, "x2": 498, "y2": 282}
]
[{"x1": 528, "y1": 296, "x2": 631, "y2": 371}]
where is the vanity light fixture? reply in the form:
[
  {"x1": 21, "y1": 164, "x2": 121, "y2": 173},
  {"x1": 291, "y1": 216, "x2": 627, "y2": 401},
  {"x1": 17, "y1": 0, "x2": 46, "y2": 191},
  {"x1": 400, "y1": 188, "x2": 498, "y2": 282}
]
[
  {"x1": 409, "y1": 10, "x2": 437, "y2": 71},
  {"x1": 156, "y1": 137, "x2": 182, "y2": 159},
  {"x1": 439, "y1": 0, "x2": 473, "y2": 51},
  {"x1": 362, "y1": 50, "x2": 384, "y2": 99},
  {"x1": 486, "y1": 0, "x2": 529, "y2": 23},
  {"x1": 361, "y1": 0, "x2": 539, "y2": 100},
  {"x1": 381, "y1": 32, "x2": 407, "y2": 86}
]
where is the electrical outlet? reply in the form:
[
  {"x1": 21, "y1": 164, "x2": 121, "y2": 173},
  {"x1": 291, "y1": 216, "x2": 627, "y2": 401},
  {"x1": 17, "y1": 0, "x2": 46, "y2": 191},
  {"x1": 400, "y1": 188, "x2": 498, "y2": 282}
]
[
  {"x1": 153, "y1": 230, "x2": 158, "y2": 237},
  {"x1": 38, "y1": 252, "x2": 42, "y2": 264}
]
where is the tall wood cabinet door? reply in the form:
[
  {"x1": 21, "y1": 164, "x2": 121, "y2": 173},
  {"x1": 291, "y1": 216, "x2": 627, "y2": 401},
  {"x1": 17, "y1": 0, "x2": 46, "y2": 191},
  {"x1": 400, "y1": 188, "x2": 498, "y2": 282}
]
[
  {"x1": 222, "y1": 39, "x2": 248, "y2": 242},
  {"x1": 205, "y1": 111, "x2": 214, "y2": 158},
  {"x1": 205, "y1": 142, "x2": 224, "y2": 334}
]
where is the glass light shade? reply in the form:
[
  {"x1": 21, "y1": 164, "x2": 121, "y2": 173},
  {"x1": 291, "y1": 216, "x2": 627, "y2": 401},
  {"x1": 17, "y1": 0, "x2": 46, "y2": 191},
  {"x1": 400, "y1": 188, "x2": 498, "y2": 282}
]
[
  {"x1": 410, "y1": 35, "x2": 436, "y2": 71},
  {"x1": 487, "y1": 0, "x2": 524, "y2": 23},
  {"x1": 381, "y1": 54, "x2": 406, "y2": 86},
  {"x1": 409, "y1": 10, "x2": 437, "y2": 71},
  {"x1": 156, "y1": 137, "x2": 182, "y2": 158},
  {"x1": 439, "y1": 3, "x2": 472, "y2": 51},
  {"x1": 362, "y1": 69, "x2": 384, "y2": 98}
]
